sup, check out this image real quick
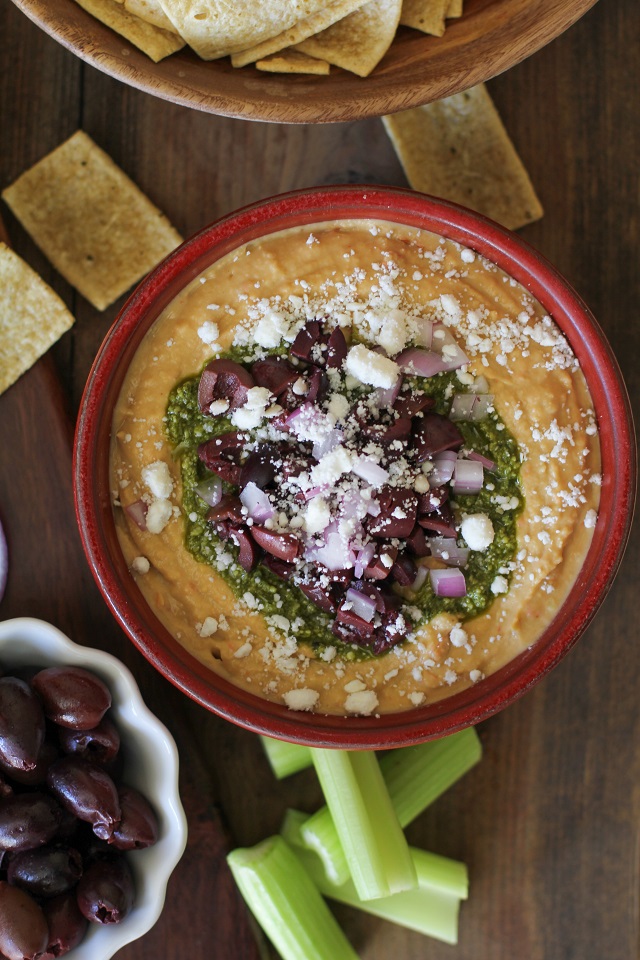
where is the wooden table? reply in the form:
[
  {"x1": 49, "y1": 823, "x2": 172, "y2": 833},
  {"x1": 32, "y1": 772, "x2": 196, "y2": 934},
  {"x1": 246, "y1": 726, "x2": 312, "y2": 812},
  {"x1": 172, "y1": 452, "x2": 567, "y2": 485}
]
[{"x1": 0, "y1": 1, "x2": 638, "y2": 957}]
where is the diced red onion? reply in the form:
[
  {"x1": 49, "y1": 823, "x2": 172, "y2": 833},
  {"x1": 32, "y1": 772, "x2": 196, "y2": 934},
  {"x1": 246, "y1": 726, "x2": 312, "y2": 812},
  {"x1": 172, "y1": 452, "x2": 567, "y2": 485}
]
[
  {"x1": 429, "y1": 537, "x2": 470, "y2": 568},
  {"x1": 415, "y1": 318, "x2": 433, "y2": 349},
  {"x1": 305, "y1": 527, "x2": 355, "y2": 571},
  {"x1": 0, "y1": 516, "x2": 7, "y2": 603},
  {"x1": 467, "y1": 450, "x2": 497, "y2": 472},
  {"x1": 372, "y1": 375, "x2": 402, "y2": 408},
  {"x1": 430, "y1": 567, "x2": 467, "y2": 597},
  {"x1": 345, "y1": 588, "x2": 377, "y2": 623},
  {"x1": 194, "y1": 476, "x2": 223, "y2": 508},
  {"x1": 354, "y1": 542, "x2": 376, "y2": 578},
  {"x1": 313, "y1": 428, "x2": 342, "y2": 461},
  {"x1": 125, "y1": 500, "x2": 148, "y2": 531},
  {"x1": 339, "y1": 490, "x2": 367, "y2": 523},
  {"x1": 366, "y1": 499, "x2": 381, "y2": 518},
  {"x1": 428, "y1": 450, "x2": 457, "y2": 486},
  {"x1": 240, "y1": 482, "x2": 274, "y2": 523},
  {"x1": 430, "y1": 323, "x2": 470, "y2": 370},
  {"x1": 410, "y1": 565, "x2": 428, "y2": 593},
  {"x1": 352, "y1": 457, "x2": 389, "y2": 487},
  {"x1": 450, "y1": 393, "x2": 494, "y2": 422},
  {"x1": 395, "y1": 348, "x2": 452, "y2": 378},
  {"x1": 453, "y1": 459, "x2": 484, "y2": 495},
  {"x1": 303, "y1": 485, "x2": 329, "y2": 501}
]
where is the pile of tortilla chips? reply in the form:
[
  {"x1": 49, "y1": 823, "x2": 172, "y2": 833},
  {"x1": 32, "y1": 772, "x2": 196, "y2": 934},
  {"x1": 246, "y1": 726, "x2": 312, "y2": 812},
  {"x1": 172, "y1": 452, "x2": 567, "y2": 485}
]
[{"x1": 72, "y1": 0, "x2": 463, "y2": 75}]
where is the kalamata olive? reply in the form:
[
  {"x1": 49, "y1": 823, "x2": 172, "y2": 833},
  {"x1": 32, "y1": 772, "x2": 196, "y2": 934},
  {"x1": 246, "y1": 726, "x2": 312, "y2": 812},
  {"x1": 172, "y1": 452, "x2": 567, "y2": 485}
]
[
  {"x1": 0, "y1": 793, "x2": 63, "y2": 852},
  {"x1": 0, "y1": 677, "x2": 45, "y2": 772},
  {"x1": 7, "y1": 844, "x2": 83, "y2": 898},
  {"x1": 0, "y1": 737, "x2": 59, "y2": 787},
  {"x1": 0, "y1": 880, "x2": 49, "y2": 960},
  {"x1": 109, "y1": 786, "x2": 159, "y2": 851},
  {"x1": 41, "y1": 892, "x2": 88, "y2": 960},
  {"x1": 47, "y1": 758, "x2": 121, "y2": 840},
  {"x1": 31, "y1": 667, "x2": 111, "y2": 730},
  {"x1": 0, "y1": 773, "x2": 13, "y2": 800},
  {"x1": 76, "y1": 856, "x2": 134, "y2": 924},
  {"x1": 58, "y1": 716, "x2": 120, "y2": 766}
]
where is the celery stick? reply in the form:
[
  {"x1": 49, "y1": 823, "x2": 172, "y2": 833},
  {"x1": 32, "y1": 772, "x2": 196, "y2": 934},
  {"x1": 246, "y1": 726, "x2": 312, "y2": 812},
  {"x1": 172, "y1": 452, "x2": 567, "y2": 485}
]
[
  {"x1": 302, "y1": 728, "x2": 481, "y2": 887},
  {"x1": 282, "y1": 812, "x2": 465, "y2": 944},
  {"x1": 380, "y1": 726, "x2": 482, "y2": 828},
  {"x1": 309, "y1": 748, "x2": 417, "y2": 901},
  {"x1": 227, "y1": 836, "x2": 358, "y2": 960},
  {"x1": 260, "y1": 735, "x2": 312, "y2": 779}
]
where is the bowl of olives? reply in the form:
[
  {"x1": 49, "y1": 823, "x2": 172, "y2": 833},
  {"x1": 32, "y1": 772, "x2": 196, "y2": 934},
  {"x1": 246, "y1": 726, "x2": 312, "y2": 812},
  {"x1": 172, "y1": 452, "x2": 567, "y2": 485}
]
[{"x1": 0, "y1": 617, "x2": 187, "y2": 960}]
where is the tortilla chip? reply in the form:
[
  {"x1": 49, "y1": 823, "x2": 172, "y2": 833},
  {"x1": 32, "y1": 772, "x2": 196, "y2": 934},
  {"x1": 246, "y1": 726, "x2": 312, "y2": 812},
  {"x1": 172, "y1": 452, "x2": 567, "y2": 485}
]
[
  {"x1": 256, "y1": 50, "x2": 330, "y2": 74},
  {"x1": 2, "y1": 131, "x2": 183, "y2": 311},
  {"x1": 382, "y1": 85, "x2": 544, "y2": 231},
  {"x1": 445, "y1": 0, "x2": 463, "y2": 18},
  {"x1": 0, "y1": 244, "x2": 75, "y2": 396},
  {"x1": 123, "y1": 0, "x2": 179, "y2": 34},
  {"x1": 231, "y1": 0, "x2": 367, "y2": 67},
  {"x1": 296, "y1": 0, "x2": 402, "y2": 77},
  {"x1": 73, "y1": 0, "x2": 184, "y2": 59},
  {"x1": 157, "y1": 0, "x2": 332, "y2": 60},
  {"x1": 400, "y1": 0, "x2": 448, "y2": 36}
]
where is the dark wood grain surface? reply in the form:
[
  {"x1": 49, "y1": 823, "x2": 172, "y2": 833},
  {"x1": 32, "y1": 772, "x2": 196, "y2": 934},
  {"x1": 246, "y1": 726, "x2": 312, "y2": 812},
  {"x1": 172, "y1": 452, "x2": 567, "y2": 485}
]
[{"x1": 0, "y1": 1, "x2": 638, "y2": 957}]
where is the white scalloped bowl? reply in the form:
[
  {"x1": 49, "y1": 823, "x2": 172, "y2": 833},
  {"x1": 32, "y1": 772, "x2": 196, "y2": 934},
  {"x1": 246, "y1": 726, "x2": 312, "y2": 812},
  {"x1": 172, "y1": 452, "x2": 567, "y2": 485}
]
[{"x1": 0, "y1": 617, "x2": 188, "y2": 960}]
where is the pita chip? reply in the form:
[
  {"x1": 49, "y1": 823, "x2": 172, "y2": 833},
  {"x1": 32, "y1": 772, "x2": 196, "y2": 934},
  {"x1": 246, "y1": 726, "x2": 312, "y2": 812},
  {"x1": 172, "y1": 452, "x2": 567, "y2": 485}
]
[
  {"x1": 73, "y1": 0, "x2": 184, "y2": 59},
  {"x1": 296, "y1": 0, "x2": 402, "y2": 77}
]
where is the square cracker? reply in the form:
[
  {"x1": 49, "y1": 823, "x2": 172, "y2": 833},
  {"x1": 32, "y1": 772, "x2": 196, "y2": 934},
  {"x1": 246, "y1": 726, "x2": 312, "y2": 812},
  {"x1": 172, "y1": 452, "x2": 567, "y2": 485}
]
[
  {"x1": 0, "y1": 244, "x2": 75, "y2": 396},
  {"x1": 73, "y1": 0, "x2": 185, "y2": 59},
  {"x1": 383, "y1": 84, "x2": 544, "y2": 231},
  {"x1": 296, "y1": 0, "x2": 402, "y2": 77},
  {"x1": 2, "y1": 131, "x2": 183, "y2": 311},
  {"x1": 256, "y1": 50, "x2": 330, "y2": 74}
]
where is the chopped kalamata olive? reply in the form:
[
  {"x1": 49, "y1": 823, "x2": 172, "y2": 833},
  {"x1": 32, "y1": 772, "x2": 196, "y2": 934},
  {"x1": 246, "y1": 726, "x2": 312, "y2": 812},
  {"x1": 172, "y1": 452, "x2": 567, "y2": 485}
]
[
  {"x1": 299, "y1": 580, "x2": 338, "y2": 614},
  {"x1": 0, "y1": 677, "x2": 46, "y2": 773},
  {"x1": 418, "y1": 501, "x2": 458, "y2": 538},
  {"x1": 369, "y1": 488, "x2": 418, "y2": 539},
  {"x1": 206, "y1": 495, "x2": 245, "y2": 526},
  {"x1": 250, "y1": 527, "x2": 300, "y2": 562},
  {"x1": 305, "y1": 368, "x2": 329, "y2": 404},
  {"x1": 76, "y1": 857, "x2": 134, "y2": 924},
  {"x1": 47, "y1": 758, "x2": 121, "y2": 841},
  {"x1": 325, "y1": 327, "x2": 348, "y2": 369},
  {"x1": 108, "y1": 787, "x2": 159, "y2": 851},
  {"x1": 412, "y1": 413, "x2": 464, "y2": 461},
  {"x1": 364, "y1": 546, "x2": 398, "y2": 580},
  {"x1": 7, "y1": 844, "x2": 84, "y2": 899},
  {"x1": 41, "y1": 892, "x2": 88, "y2": 959},
  {"x1": 361, "y1": 416, "x2": 412, "y2": 444},
  {"x1": 234, "y1": 529, "x2": 261, "y2": 572},
  {"x1": 58, "y1": 716, "x2": 120, "y2": 767},
  {"x1": 0, "y1": 793, "x2": 64, "y2": 852},
  {"x1": 198, "y1": 359, "x2": 255, "y2": 413},
  {"x1": 406, "y1": 525, "x2": 430, "y2": 557},
  {"x1": 290, "y1": 320, "x2": 322, "y2": 363},
  {"x1": 391, "y1": 554, "x2": 417, "y2": 586},
  {"x1": 239, "y1": 447, "x2": 277, "y2": 490},
  {"x1": 31, "y1": 667, "x2": 111, "y2": 731},
  {"x1": 417, "y1": 485, "x2": 449, "y2": 516},
  {"x1": 198, "y1": 437, "x2": 244, "y2": 484},
  {"x1": 0, "y1": 880, "x2": 49, "y2": 960},
  {"x1": 251, "y1": 357, "x2": 298, "y2": 396},
  {"x1": 334, "y1": 605, "x2": 375, "y2": 637},
  {"x1": 392, "y1": 391, "x2": 435, "y2": 420},
  {"x1": 261, "y1": 556, "x2": 296, "y2": 581}
]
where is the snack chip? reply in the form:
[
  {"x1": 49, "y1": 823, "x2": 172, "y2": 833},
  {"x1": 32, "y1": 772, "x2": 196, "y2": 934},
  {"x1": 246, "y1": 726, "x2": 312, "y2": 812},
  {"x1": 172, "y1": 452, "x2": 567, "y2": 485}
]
[
  {"x1": 2, "y1": 131, "x2": 183, "y2": 312},
  {"x1": 383, "y1": 84, "x2": 544, "y2": 231},
  {"x1": 156, "y1": 0, "x2": 331, "y2": 60},
  {"x1": 399, "y1": 0, "x2": 448, "y2": 35},
  {"x1": 123, "y1": 0, "x2": 179, "y2": 33},
  {"x1": 0, "y1": 244, "x2": 75, "y2": 397},
  {"x1": 73, "y1": 0, "x2": 185, "y2": 59},
  {"x1": 256, "y1": 50, "x2": 331, "y2": 74},
  {"x1": 231, "y1": 0, "x2": 367, "y2": 68},
  {"x1": 295, "y1": 0, "x2": 401, "y2": 77}
]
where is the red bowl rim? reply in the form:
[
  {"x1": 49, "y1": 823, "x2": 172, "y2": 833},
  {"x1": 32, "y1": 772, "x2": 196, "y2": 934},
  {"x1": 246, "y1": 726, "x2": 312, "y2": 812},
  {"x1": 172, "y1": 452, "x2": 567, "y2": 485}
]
[{"x1": 74, "y1": 184, "x2": 636, "y2": 749}]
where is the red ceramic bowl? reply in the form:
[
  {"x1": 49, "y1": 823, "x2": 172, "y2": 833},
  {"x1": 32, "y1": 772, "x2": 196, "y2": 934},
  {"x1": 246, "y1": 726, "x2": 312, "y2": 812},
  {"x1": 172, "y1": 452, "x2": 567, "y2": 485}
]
[{"x1": 74, "y1": 185, "x2": 635, "y2": 749}]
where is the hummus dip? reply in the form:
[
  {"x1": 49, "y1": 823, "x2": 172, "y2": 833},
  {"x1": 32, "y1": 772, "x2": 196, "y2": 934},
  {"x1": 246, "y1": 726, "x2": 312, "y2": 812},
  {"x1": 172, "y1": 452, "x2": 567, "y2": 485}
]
[{"x1": 110, "y1": 220, "x2": 600, "y2": 717}]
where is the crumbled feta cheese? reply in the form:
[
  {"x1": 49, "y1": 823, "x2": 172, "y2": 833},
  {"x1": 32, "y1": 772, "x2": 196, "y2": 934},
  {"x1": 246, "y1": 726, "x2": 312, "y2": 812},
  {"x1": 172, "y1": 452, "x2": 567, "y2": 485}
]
[
  {"x1": 234, "y1": 642, "x2": 252, "y2": 658},
  {"x1": 460, "y1": 513, "x2": 495, "y2": 551},
  {"x1": 198, "y1": 617, "x2": 218, "y2": 637},
  {"x1": 344, "y1": 344, "x2": 400, "y2": 389},
  {"x1": 491, "y1": 575, "x2": 509, "y2": 595},
  {"x1": 131, "y1": 556, "x2": 150, "y2": 575},
  {"x1": 209, "y1": 399, "x2": 229, "y2": 415},
  {"x1": 141, "y1": 461, "x2": 173, "y2": 499},
  {"x1": 584, "y1": 509, "x2": 597, "y2": 529},
  {"x1": 283, "y1": 689, "x2": 319, "y2": 712},
  {"x1": 197, "y1": 320, "x2": 219, "y2": 345},
  {"x1": 344, "y1": 690, "x2": 379, "y2": 715},
  {"x1": 305, "y1": 497, "x2": 331, "y2": 535},
  {"x1": 145, "y1": 500, "x2": 173, "y2": 534},
  {"x1": 344, "y1": 679, "x2": 366, "y2": 693},
  {"x1": 449, "y1": 625, "x2": 468, "y2": 648}
]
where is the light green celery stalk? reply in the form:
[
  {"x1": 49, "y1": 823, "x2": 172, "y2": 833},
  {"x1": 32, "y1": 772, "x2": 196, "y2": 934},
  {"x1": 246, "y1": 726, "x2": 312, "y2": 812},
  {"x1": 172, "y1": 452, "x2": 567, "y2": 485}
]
[
  {"x1": 282, "y1": 810, "x2": 467, "y2": 944},
  {"x1": 309, "y1": 747, "x2": 417, "y2": 901},
  {"x1": 302, "y1": 727, "x2": 481, "y2": 887},
  {"x1": 260, "y1": 735, "x2": 312, "y2": 779},
  {"x1": 227, "y1": 835, "x2": 358, "y2": 960}
]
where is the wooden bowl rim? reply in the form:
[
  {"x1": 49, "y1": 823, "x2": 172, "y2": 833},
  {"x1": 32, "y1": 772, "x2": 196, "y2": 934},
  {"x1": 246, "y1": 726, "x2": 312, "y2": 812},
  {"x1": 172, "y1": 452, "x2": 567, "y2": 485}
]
[{"x1": 11, "y1": 0, "x2": 599, "y2": 122}]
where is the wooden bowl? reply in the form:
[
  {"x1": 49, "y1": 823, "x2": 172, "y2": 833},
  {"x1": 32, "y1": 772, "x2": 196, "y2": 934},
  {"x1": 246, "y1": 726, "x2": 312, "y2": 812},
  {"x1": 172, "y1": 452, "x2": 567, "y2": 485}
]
[{"x1": 12, "y1": 0, "x2": 597, "y2": 123}]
